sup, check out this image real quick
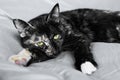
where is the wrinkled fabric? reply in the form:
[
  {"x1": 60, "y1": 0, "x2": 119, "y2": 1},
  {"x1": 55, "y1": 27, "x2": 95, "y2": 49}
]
[{"x1": 0, "y1": 0, "x2": 120, "y2": 80}]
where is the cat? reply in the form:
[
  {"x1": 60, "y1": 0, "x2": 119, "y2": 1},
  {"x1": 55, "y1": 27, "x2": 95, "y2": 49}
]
[{"x1": 8, "y1": 3, "x2": 120, "y2": 74}]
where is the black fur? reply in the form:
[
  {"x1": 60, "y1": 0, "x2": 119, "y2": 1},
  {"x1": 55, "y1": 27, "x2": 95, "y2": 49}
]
[{"x1": 13, "y1": 4, "x2": 120, "y2": 71}]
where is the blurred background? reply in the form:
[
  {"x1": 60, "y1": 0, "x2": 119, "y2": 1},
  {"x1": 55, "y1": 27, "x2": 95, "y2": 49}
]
[{"x1": 0, "y1": 0, "x2": 120, "y2": 21}]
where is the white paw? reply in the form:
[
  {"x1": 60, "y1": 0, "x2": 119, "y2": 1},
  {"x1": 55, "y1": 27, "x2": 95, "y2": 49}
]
[
  {"x1": 9, "y1": 55, "x2": 28, "y2": 65},
  {"x1": 81, "y1": 61, "x2": 97, "y2": 74},
  {"x1": 8, "y1": 49, "x2": 31, "y2": 65}
]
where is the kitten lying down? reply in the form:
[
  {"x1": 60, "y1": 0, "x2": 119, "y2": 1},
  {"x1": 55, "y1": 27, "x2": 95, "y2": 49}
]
[
  {"x1": 3, "y1": 3, "x2": 120, "y2": 75},
  {"x1": 8, "y1": 49, "x2": 97, "y2": 75}
]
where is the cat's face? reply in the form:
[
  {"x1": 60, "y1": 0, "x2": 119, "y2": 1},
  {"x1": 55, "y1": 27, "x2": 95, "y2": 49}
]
[{"x1": 13, "y1": 4, "x2": 66, "y2": 63}]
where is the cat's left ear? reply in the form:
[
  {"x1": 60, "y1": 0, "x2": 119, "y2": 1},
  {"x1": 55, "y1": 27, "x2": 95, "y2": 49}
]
[{"x1": 47, "y1": 3, "x2": 60, "y2": 22}]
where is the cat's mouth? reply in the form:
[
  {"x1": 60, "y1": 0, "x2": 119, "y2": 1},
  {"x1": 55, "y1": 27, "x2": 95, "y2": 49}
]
[{"x1": 45, "y1": 46, "x2": 56, "y2": 56}]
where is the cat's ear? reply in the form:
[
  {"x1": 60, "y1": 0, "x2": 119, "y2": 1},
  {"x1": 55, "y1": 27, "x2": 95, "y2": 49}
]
[
  {"x1": 13, "y1": 19, "x2": 35, "y2": 37},
  {"x1": 47, "y1": 3, "x2": 60, "y2": 22}
]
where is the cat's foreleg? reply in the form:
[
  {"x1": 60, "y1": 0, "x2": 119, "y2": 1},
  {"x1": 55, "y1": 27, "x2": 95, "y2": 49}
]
[
  {"x1": 8, "y1": 49, "x2": 32, "y2": 65},
  {"x1": 74, "y1": 41, "x2": 98, "y2": 74}
]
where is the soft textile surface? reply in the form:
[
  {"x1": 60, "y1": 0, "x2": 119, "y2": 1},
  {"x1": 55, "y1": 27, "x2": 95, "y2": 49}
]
[
  {"x1": 1, "y1": 42, "x2": 120, "y2": 80},
  {"x1": 0, "y1": 0, "x2": 120, "y2": 80}
]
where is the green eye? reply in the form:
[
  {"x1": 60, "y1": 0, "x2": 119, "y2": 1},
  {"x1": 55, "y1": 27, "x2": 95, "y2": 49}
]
[
  {"x1": 53, "y1": 34, "x2": 61, "y2": 40},
  {"x1": 37, "y1": 42, "x2": 44, "y2": 46}
]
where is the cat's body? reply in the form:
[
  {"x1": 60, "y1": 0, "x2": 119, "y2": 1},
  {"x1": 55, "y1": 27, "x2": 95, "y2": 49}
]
[
  {"x1": 29, "y1": 8, "x2": 120, "y2": 44},
  {"x1": 9, "y1": 4, "x2": 120, "y2": 74}
]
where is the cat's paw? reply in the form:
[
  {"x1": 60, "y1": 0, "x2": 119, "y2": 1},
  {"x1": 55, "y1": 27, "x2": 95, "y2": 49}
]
[
  {"x1": 8, "y1": 49, "x2": 31, "y2": 65},
  {"x1": 8, "y1": 55, "x2": 30, "y2": 65},
  {"x1": 81, "y1": 61, "x2": 97, "y2": 74}
]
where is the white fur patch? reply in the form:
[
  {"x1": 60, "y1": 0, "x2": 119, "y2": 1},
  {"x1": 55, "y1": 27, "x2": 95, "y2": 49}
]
[
  {"x1": 8, "y1": 49, "x2": 31, "y2": 65},
  {"x1": 116, "y1": 24, "x2": 120, "y2": 31},
  {"x1": 118, "y1": 13, "x2": 120, "y2": 16},
  {"x1": 20, "y1": 33, "x2": 26, "y2": 37},
  {"x1": 81, "y1": 61, "x2": 97, "y2": 74}
]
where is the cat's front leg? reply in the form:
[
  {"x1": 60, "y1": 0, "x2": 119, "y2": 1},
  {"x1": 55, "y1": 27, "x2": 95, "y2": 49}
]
[
  {"x1": 8, "y1": 49, "x2": 32, "y2": 65},
  {"x1": 74, "y1": 41, "x2": 98, "y2": 74}
]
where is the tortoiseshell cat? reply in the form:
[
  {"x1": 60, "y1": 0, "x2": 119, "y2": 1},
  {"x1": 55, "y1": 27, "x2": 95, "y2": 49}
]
[{"x1": 8, "y1": 3, "x2": 120, "y2": 74}]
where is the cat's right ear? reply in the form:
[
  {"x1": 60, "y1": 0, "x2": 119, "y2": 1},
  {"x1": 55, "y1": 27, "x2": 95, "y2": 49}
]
[
  {"x1": 47, "y1": 3, "x2": 60, "y2": 22},
  {"x1": 13, "y1": 19, "x2": 35, "y2": 37}
]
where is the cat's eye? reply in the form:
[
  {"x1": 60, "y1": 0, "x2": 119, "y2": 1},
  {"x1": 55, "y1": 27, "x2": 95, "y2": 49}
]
[
  {"x1": 37, "y1": 42, "x2": 44, "y2": 47},
  {"x1": 53, "y1": 34, "x2": 61, "y2": 40}
]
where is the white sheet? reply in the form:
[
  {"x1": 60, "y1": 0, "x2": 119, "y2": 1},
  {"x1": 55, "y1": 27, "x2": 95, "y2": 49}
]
[{"x1": 0, "y1": 0, "x2": 120, "y2": 80}]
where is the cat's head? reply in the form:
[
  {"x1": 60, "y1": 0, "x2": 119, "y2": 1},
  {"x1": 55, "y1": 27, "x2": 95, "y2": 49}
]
[{"x1": 13, "y1": 4, "x2": 68, "y2": 63}]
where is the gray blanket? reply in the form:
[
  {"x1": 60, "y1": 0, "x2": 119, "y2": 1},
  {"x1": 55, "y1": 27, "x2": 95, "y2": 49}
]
[{"x1": 0, "y1": 0, "x2": 120, "y2": 80}]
